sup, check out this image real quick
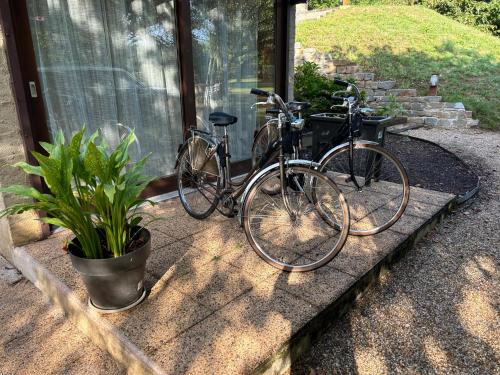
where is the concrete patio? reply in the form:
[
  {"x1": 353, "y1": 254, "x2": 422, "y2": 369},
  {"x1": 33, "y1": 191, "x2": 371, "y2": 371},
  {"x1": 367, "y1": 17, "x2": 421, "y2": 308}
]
[{"x1": 14, "y1": 186, "x2": 455, "y2": 375}]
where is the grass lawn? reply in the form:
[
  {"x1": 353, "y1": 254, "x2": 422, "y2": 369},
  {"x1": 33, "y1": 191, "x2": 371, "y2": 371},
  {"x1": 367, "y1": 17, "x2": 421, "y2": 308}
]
[{"x1": 296, "y1": 5, "x2": 500, "y2": 129}]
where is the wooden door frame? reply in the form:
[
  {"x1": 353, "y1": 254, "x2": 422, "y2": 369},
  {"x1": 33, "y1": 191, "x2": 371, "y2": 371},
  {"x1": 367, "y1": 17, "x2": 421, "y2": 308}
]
[{"x1": 0, "y1": 0, "x2": 291, "y2": 198}]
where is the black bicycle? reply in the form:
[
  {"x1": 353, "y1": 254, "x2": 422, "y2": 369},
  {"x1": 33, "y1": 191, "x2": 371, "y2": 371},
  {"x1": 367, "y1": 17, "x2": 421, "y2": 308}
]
[
  {"x1": 176, "y1": 89, "x2": 350, "y2": 272},
  {"x1": 252, "y1": 79, "x2": 410, "y2": 236}
]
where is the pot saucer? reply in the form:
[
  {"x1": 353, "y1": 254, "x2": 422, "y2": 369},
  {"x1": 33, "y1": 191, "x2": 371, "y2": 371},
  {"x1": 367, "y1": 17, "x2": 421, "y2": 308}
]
[{"x1": 88, "y1": 287, "x2": 147, "y2": 314}]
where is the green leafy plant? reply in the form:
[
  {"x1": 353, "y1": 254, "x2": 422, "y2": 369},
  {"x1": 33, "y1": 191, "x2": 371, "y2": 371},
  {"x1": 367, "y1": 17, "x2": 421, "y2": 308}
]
[
  {"x1": 294, "y1": 62, "x2": 345, "y2": 114},
  {"x1": 0, "y1": 127, "x2": 155, "y2": 259},
  {"x1": 375, "y1": 95, "x2": 404, "y2": 117}
]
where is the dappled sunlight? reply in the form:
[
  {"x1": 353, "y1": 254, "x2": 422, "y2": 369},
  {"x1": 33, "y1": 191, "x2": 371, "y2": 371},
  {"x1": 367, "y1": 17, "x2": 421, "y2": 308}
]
[
  {"x1": 423, "y1": 336, "x2": 451, "y2": 372},
  {"x1": 456, "y1": 256, "x2": 499, "y2": 354},
  {"x1": 457, "y1": 289, "x2": 499, "y2": 354},
  {"x1": 354, "y1": 346, "x2": 389, "y2": 375}
]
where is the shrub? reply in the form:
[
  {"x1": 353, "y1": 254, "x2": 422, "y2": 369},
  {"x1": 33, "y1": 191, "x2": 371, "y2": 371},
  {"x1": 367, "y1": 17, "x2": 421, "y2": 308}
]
[
  {"x1": 308, "y1": 0, "x2": 340, "y2": 10},
  {"x1": 294, "y1": 62, "x2": 345, "y2": 114}
]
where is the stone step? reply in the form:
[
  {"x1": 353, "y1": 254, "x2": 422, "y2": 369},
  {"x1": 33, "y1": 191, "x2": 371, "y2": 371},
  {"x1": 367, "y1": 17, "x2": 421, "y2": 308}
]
[
  {"x1": 370, "y1": 95, "x2": 442, "y2": 103},
  {"x1": 406, "y1": 116, "x2": 473, "y2": 128},
  {"x1": 403, "y1": 109, "x2": 467, "y2": 120},
  {"x1": 335, "y1": 72, "x2": 375, "y2": 82},
  {"x1": 387, "y1": 89, "x2": 417, "y2": 97},
  {"x1": 466, "y1": 119, "x2": 480, "y2": 127},
  {"x1": 466, "y1": 110, "x2": 473, "y2": 119}
]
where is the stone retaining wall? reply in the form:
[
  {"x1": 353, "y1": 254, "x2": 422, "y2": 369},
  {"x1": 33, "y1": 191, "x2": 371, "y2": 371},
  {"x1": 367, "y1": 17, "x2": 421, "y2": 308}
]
[
  {"x1": 294, "y1": 44, "x2": 479, "y2": 128},
  {"x1": 295, "y1": 4, "x2": 335, "y2": 23}
]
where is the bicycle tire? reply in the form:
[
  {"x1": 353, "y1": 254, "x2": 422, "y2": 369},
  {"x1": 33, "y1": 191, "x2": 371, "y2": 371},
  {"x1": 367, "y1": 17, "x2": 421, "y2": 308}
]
[
  {"x1": 319, "y1": 142, "x2": 409, "y2": 235},
  {"x1": 242, "y1": 164, "x2": 350, "y2": 272},
  {"x1": 177, "y1": 136, "x2": 221, "y2": 219},
  {"x1": 251, "y1": 119, "x2": 279, "y2": 167}
]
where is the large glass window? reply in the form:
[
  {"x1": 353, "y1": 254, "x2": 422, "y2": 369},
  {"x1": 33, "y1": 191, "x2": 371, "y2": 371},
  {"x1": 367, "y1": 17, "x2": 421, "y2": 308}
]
[
  {"x1": 27, "y1": 0, "x2": 183, "y2": 177},
  {"x1": 190, "y1": 0, "x2": 276, "y2": 162}
]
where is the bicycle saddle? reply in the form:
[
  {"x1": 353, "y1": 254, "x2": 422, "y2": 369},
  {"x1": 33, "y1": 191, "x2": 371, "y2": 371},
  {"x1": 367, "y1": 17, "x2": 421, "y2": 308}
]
[
  {"x1": 209, "y1": 112, "x2": 238, "y2": 126},
  {"x1": 288, "y1": 101, "x2": 310, "y2": 112}
]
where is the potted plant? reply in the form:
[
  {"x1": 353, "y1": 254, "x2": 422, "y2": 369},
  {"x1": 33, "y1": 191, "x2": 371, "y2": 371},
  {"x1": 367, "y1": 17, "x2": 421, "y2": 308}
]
[{"x1": 0, "y1": 127, "x2": 156, "y2": 312}]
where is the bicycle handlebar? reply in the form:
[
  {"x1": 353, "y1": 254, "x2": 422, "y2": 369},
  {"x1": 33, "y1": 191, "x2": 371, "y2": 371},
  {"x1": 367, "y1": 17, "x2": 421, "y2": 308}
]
[
  {"x1": 333, "y1": 79, "x2": 350, "y2": 88},
  {"x1": 250, "y1": 88, "x2": 294, "y2": 124},
  {"x1": 250, "y1": 88, "x2": 270, "y2": 97}
]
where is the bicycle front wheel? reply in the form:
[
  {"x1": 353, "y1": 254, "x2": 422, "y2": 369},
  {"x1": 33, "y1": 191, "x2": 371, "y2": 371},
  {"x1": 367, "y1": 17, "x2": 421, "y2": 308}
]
[
  {"x1": 177, "y1": 136, "x2": 221, "y2": 219},
  {"x1": 242, "y1": 166, "x2": 350, "y2": 272},
  {"x1": 320, "y1": 143, "x2": 410, "y2": 235}
]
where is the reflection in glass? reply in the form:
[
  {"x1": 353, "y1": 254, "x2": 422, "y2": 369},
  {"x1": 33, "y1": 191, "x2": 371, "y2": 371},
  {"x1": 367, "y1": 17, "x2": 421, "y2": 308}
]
[
  {"x1": 190, "y1": 0, "x2": 276, "y2": 162},
  {"x1": 27, "y1": 0, "x2": 183, "y2": 177}
]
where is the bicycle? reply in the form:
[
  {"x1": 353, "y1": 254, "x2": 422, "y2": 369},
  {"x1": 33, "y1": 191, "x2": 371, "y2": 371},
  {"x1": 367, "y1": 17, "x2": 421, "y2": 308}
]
[
  {"x1": 251, "y1": 79, "x2": 410, "y2": 236},
  {"x1": 176, "y1": 89, "x2": 350, "y2": 272}
]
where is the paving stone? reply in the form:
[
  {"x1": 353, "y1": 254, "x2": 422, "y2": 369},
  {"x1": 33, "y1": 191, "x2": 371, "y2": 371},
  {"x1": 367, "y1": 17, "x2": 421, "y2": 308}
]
[
  {"x1": 372, "y1": 210, "x2": 424, "y2": 235},
  {"x1": 24, "y1": 231, "x2": 72, "y2": 263},
  {"x1": 151, "y1": 281, "x2": 318, "y2": 375},
  {"x1": 147, "y1": 239, "x2": 222, "y2": 281},
  {"x1": 151, "y1": 212, "x2": 223, "y2": 240},
  {"x1": 219, "y1": 245, "x2": 280, "y2": 280},
  {"x1": 104, "y1": 279, "x2": 212, "y2": 352},
  {"x1": 270, "y1": 266, "x2": 356, "y2": 308},
  {"x1": 183, "y1": 219, "x2": 250, "y2": 257},
  {"x1": 325, "y1": 230, "x2": 406, "y2": 277},
  {"x1": 409, "y1": 186, "x2": 454, "y2": 206},
  {"x1": 393, "y1": 199, "x2": 443, "y2": 219},
  {"x1": 166, "y1": 258, "x2": 256, "y2": 311},
  {"x1": 36, "y1": 253, "x2": 88, "y2": 302}
]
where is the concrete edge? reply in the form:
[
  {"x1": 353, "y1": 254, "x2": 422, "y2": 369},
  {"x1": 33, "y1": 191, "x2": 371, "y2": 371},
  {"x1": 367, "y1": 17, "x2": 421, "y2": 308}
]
[
  {"x1": 253, "y1": 196, "x2": 457, "y2": 375},
  {"x1": 9, "y1": 245, "x2": 166, "y2": 375}
]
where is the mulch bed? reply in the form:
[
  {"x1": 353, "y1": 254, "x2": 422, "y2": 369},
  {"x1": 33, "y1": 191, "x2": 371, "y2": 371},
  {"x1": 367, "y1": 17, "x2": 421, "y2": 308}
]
[{"x1": 384, "y1": 132, "x2": 479, "y2": 196}]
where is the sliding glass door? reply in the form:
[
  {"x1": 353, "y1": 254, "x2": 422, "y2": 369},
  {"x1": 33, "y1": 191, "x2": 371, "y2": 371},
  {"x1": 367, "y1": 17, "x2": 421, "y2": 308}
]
[
  {"x1": 190, "y1": 0, "x2": 276, "y2": 162},
  {"x1": 27, "y1": 0, "x2": 183, "y2": 177}
]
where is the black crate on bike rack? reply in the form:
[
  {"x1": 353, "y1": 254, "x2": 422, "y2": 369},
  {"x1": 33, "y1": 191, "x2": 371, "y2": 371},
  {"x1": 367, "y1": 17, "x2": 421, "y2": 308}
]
[
  {"x1": 305, "y1": 113, "x2": 348, "y2": 159},
  {"x1": 359, "y1": 116, "x2": 394, "y2": 146},
  {"x1": 304, "y1": 114, "x2": 400, "y2": 179}
]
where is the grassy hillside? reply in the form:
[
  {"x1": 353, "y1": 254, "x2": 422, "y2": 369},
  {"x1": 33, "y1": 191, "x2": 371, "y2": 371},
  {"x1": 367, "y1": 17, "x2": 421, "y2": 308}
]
[{"x1": 296, "y1": 6, "x2": 500, "y2": 129}]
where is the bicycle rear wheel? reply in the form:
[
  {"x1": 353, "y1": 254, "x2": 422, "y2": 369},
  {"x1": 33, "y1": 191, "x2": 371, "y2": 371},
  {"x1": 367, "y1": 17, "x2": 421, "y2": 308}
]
[
  {"x1": 177, "y1": 136, "x2": 221, "y2": 219},
  {"x1": 242, "y1": 166, "x2": 350, "y2": 272},
  {"x1": 320, "y1": 143, "x2": 409, "y2": 235},
  {"x1": 251, "y1": 119, "x2": 279, "y2": 167}
]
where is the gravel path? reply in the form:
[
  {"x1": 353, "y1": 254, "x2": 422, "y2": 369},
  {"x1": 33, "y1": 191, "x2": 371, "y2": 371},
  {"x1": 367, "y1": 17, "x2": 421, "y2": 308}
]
[
  {"x1": 291, "y1": 127, "x2": 500, "y2": 374},
  {"x1": 0, "y1": 256, "x2": 124, "y2": 375}
]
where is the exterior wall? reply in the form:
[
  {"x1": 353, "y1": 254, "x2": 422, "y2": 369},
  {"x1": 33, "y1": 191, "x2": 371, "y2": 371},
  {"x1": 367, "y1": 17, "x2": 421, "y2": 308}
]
[{"x1": 0, "y1": 25, "x2": 44, "y2": 253}]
